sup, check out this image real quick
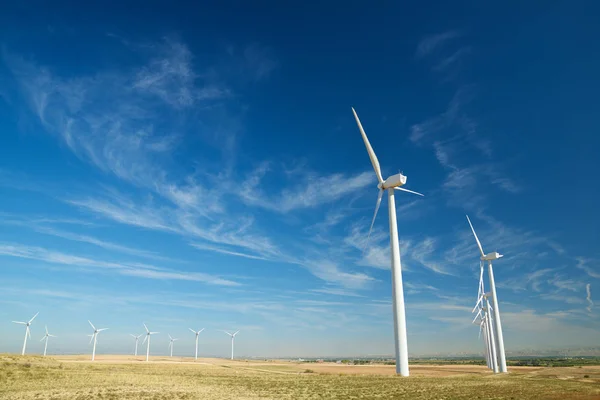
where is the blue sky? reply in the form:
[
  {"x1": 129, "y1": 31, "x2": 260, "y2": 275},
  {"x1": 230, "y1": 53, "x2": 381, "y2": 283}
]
[{"x1": 0, "y1": 2, "x2": 599, "y2": 358}]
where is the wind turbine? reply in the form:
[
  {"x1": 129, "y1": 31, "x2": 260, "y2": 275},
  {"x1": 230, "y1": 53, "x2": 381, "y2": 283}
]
[
  {"x1": 472, "y1": 260, "x2": 497, "y2": 372},
  {"x1": 168, "y1": 334, "x2": 179, "y2": 357},
  {"x1": 40, "y1": 325, "x2": 56, "y2": 357},
  {"x1": 12, "y1": 312, "x2": 39, "y2": 355},
  {"x1": 224, "y1": 330, "x2": 240, "y2": 360},
  {"x1": 189, "y1": 328, "x2": 204, "y2": 361},
  {"x1": 88, "y1": 320, "x2": 108, "y2": 361},
  {"x1": 466, "y1": 215, "x2": 507, "y2": 373},
  {"x1": 352, "y1": 108, "x2": 423, "y2": 377},
  {"x1": 142, "y1": 323, "x2": 158, "y2": 362},
  {"x1": 130, "y1": 334, "x2": 143, "y2": 356}
]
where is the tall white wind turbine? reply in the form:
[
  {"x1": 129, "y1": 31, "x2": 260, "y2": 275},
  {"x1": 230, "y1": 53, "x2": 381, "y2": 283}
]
[
  {"x1": 352, "y1": 108, "x2": 423, "y2": 376},
  {"x1": 88, "y1": 320, "x2": 108, "y2": 361},
  {"x1": 472, "y1": 260, "x2": 499, "y2": 373},
  {"x1": 224, "y1": 330, "x2": 240, "y2": 360},
  {"x1": 189, "y1": 328, "x2": 204, "y2": 361},
  {"x1": 466, "y1": 215, "x2": 507, "y2": 373},
  {"x1": 142, "y1": 323, "x2": 158, "y2": 362},
  {"x1": 40, "y1": 325, "x2": 56, "y2": 357},
  {"x1": 130, "y1": 334, "x2": 143, "y2": 356},
  {"x1": 168, "y1": 334, "x2": 179, "y2": 357},
  {"x1": 12, "y1": 312, "x2": 39, "y2": 356}
]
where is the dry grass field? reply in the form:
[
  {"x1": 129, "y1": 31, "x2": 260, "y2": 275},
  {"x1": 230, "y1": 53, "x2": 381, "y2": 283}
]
[{"x1": 1, "y1": 354, "x2": 599, "y2": 399}]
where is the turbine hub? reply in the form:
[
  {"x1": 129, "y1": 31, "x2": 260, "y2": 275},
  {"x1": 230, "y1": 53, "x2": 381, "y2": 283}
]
[{"x1": 381, "y1": 173, "x2": 407, "y2": 189}]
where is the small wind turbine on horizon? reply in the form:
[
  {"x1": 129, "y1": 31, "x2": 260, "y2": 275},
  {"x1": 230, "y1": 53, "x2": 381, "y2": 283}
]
[
  {"x1": 12, "y1": 312, "x2": 39, "y2": 356},
  {"x1": 40, "y1": 325, "x2": 56, "y2": 357},
  {"x1": 223, "y1": 330, "x2": 240, "y2": 360},
  {"x1": 352, "y1": 108, "x2": 424, "y2": 377},
  {"x1": 466, "y1": 215, "x2": 508, "y2": 373},
  {"x1": 88, "y1": 320, "x2": 108, "y2": 361},
  {"x1": 189, "y1": 328, "x2": 204, "y2": 361},
  {"x1": 142, "y1": 323, "x2": 158, "y2": 362},
  {"x1": 168, "y1": 334, "x2": 179, "y2": 357},
  {"x1": 130, "y1": 334, "x2": 143, "y2": 356}
]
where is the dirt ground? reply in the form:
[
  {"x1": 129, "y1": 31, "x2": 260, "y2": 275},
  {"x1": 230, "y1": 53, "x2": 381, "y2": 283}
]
[
  {"x1": 52, "y1": 354, "x2": 600, "y2": 379},
  {"x1": 2, "y1": 354, "x2": 599, "y2": 399}
]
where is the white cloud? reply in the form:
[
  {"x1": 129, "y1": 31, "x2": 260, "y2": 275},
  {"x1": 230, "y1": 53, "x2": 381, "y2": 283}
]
[
  {"x1": 0, "y1": 242, "x2": 239, "y2": 286},
  {"x1": 416, "y1": 30, "x2": 462, "y2": 58},
  {"x1": 239, "y1": 164, "x2": 373, "y2": 213},
  {"x1": 586, "y1": 284, "x2": 593, "y2": 312}
]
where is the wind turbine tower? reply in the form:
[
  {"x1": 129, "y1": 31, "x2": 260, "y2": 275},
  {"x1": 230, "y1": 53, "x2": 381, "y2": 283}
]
[
  {"x1": 352, "y1": 108, "x2": 424, "y2": 376},
  {"x1": 40, "y1": 326, "x2": 56, "y2": 357},
  {"x1": 142, "y1": 323, "x2": 158, "y2": 362},
  {"x1": 467, "y1": 215, "x2": 508, "y2": 373},
  {"x1": 12, "y1": 312, "x2": 39, "y2": 356},
  {"x1": 88, "y1": 320, "x2": 108, "y2": 361},
  {"x1": 224, "y1": 331, "x2": 240, "y2": 360},
  {"x1": 189, "y1": 328, "x2": 204, "y2": 361},
  {"x1": 168, "y1": 334, "x2": 179, "y2": 357},
  {"x1": 130, "y1": 334, "x2": 143, "y2": 356}
]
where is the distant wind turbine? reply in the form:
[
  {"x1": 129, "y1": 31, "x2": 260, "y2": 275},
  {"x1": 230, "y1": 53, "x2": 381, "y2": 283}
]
[
  {"x1": 466, "y1": 215, "x2": 507, "y2": 373},
  {"x1": 40, "y1": 325, "x2": 56, "y2": 357},
  {"x1": 168, "y1": 334, "x2": 179, "y2": 357},
  {"x1": 142, "y1": 323, "x2": 158, "y2": 362},
  {"x1": 353, "y1": 108, "x2": 424, "y2": 377},
  {"x1": 12, "y1": 312, "x2": 39, "y2": 356},
  {"x1": 189, "y1": 328, "x2": 204, "y2": 361},
  {"x1": 130, "y1": 334, "x2": 143, "y2": 356},
  {"x1": 88, "y1": 320, "x2": 108, "y2": 361},
  {"x1": 224, "y1": 330, "x2": 240, "y2": 360}
]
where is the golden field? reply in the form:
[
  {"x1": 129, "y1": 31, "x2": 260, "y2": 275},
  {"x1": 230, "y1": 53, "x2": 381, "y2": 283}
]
[{"x1": 1, "y1": 354, "x2": 599, "y2": 399}]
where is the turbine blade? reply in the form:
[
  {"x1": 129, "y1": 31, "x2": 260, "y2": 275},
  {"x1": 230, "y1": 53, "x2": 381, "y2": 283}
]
[
  {"x1": 130, "y1": 334, "x2": 136, "y2": 338},
  {"x1": 233, "y1": 331, "x2": 240, "y2": 336},
  {"x1": 393, "y1": 187, "x2": 424, "y2": 197},
  {"x1": 352, "y1": 107, "x2": 384, "y2": 184},
  {"x1": 45, "y1": 325, "x2": 49, "y2": 335},
  {"x1": 40, "y1": 336, "x2": 46, "y2": 342},
  {"x1": 472, "y1": 296, "x2": 483, "y2": 313},
  {"x1": 169, "y1": 334, "x2": 173, "y2": 340},
  {"x1": 49, "y1": 334, "x2": 56, "y2": 337},
  {"x1": 143, "y1": 323, "x2": 149, "y2": 333},
  {"x1": 466, "y1": 215, "x2": 485, "y2": 257},
  {"x1": 142, "y1": 335, "x2": 147, "y2": 344},
  {"x1": 29, "y1": 312, "x2": 39, "y2": 324},
  {"x1": 88, "y1": 320, "x2": 96, "y2": 331},
  {"x1": 189, "y1": 328, "x2": 196, "y2": 334},
  {"x1": 27, "y1": 326, "x2": 31, "y2": 338},
  {"x1": 97, "y1": 328, "x2": 109, "y2": 332},
  {"x1": 199, "y1": 328, "x2": 205, "y2": 333},
  {"x1": 365, "y1": 189, "x2": 384, "y2": 251},
  {"x1": 150, "y1": 332, "x2": 159, "y2": 335},
  {"x1": 12, "y1": 321, "x2": 26, "y2": 325},
  {"x1": 224, "y1": 330, "x2": 231, "y2": 336},
  {"x1": 89, "y1": 334, "x2": 94, "y2": 344}
]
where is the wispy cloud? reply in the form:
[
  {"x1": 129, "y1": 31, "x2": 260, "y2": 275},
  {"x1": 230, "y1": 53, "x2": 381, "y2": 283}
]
[
  {"x1": 309, "y1": 288, "x2": 365, "y2": 297},
  {"x1": 586, "y1": 284, "x2": 593, "y2": 312},
  {"x1": 0, "y1": 242, "x2": 239, "y2": 286},
  {"x1": 416, "y1": 30, "x2": 462, "y2": 58},
  {"x1": 410, "y1": 237, "x2": 454, "y2": 275},
  {"x1": 239, "y1": 164, "x2": 373, "y2": 212},
  {"x1": 576, "y1": 257, "x2": 600, "y2": 279}
]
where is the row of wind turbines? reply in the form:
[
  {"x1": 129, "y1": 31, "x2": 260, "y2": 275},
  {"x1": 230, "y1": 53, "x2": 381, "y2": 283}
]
[
  {"x1": 352, "y1": 108, "x2": 508, "y2": 376},
  {"x1": 12, "y1": 107, "x2": 507, "y2": 376},
  {"x1": 12, "y1": 316, "x2": 241, "y2": 362}
]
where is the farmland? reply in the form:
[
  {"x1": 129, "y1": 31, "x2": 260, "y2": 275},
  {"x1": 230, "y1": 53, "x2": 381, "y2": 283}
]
[{"x1": 1, "y1": 354, "x2": 599, "y2": 399}]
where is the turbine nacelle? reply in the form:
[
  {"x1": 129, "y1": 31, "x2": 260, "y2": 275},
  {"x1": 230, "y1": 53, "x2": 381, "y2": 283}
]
[
  {"x1": 379, "y1": 173, "x2": 407, "y2": 190},
  {"x1": 481, "y1": 252, "x2": 503, "y2": 261}
]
